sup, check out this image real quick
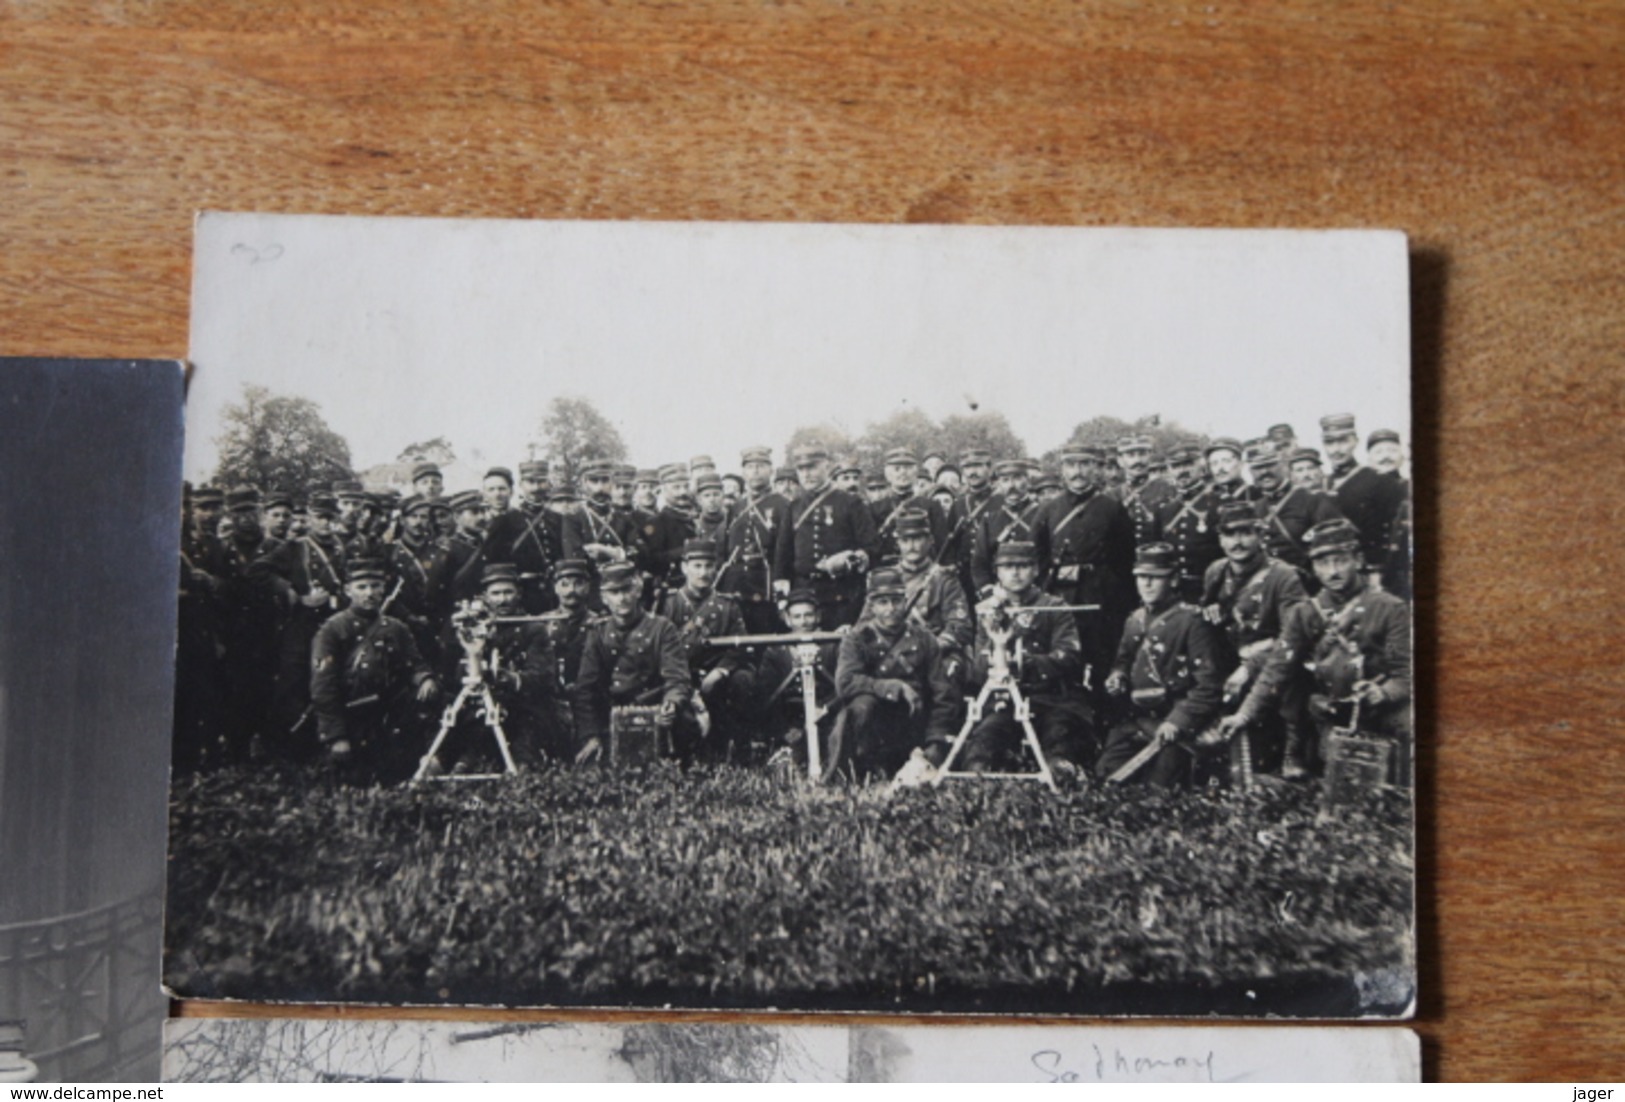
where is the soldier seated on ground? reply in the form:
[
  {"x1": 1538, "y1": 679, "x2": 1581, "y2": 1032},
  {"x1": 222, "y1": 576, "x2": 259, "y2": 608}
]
[
  {"x1": 947, "y1": 540, "x2": 1096, "y2": 782},
  {"x1": 754, "y1": 588, "x2": 843, "y2": 772},
  {"x1": 308, "y1": 557, "x2": 439, "y2": 783},
  {"x1": 1219, "y1": 518, "x2": 1413, "y2": 785},
  {"x1": 1095, "y1": 543, "x2": 1229, "y2": 788},
  {"x1": 652, "y1": 538, "x2": 754, "y2": 762},
  {"x1": 570, "y1": 562, "x2": 690, "y2": 767},
  {"x1": 831, "y1": 568, "x2": 957, "y2": 782},
  {"x1": 427, "y1": 563, "x2": 557, "y2": 774}
]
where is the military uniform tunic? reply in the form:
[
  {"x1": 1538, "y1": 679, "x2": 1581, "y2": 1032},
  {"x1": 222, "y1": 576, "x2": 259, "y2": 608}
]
[
  {"x1": 1328, "y1": 461, "x2": 1408, "y2": 570},
  {"x1": 1095, "y1": 599, "x2": 1230, "y2": 786},
  {"x1": 789, "y1": 482, "x2": 881, "y2": 629},
  {"x1": 1030, "y1": 487, "x2": 1137, "y2": 683},
  {"x1": 1117, "y1": 475, "x2": 1178, "y2": 547},
  {"x1": 970, "y1": 494, "x2": 1040, "y2": 595},
  {"x1": 309, "y1": 607, "x2": 435, "y2": 776},
  {"x1": 870, "y1": 490, "x2": 947, "y2": 567},
  {"x1": 717, "y1": 490, "x2": 795, "y2": 633},
  {"x1": 484, "y1": 502, "x2": 566, "y2": 613},
  {"x1": 571, "y1": 609, "x2": 691, "y2": 750},
  {"x1": 1149, "y1": 483, "x2": 1223, "y2": 600},
  {"x1": 834, "y1": 619, "x2": 958, "y2": 776},
  {"x1": 944, "y1": 486, "x2": 997, "y2": 602},
  {"x1": 960, "y1": 588, "x2": 1095, "y2": 769},
  {"x1": 1247, "y1": 484, "x2": 1343, "y2": 576}
]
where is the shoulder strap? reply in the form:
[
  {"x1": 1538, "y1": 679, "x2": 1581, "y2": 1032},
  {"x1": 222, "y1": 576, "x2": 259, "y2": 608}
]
[{"x1": 792, "y1": 484, "x2": 839, "y2": 531}]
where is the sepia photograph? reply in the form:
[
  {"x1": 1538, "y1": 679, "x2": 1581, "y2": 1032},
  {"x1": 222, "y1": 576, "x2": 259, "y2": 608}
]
[
  {"x1": 165, "y1": 214, "x2": 1415, "y2": 1016},
  {"x1": 1, "y1": 358, "x2": 184, "y2": 1082}
]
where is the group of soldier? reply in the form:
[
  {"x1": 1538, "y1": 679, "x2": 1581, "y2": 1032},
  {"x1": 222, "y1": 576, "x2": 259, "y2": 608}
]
[{"x1": 174, "y1": 412, "x2": 1412, "y2": 791}]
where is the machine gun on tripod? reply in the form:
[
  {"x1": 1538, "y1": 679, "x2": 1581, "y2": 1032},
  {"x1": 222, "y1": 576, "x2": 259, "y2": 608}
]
[
  {"x1": 709, "y1": 631, "x2": 846, "y2": 781},
  {"x1": 413, "y1": 598, "x2": 559, "y2": 782},
  {"x1": 924, "y1": 599, "x2": 1099, "y2": 793}
]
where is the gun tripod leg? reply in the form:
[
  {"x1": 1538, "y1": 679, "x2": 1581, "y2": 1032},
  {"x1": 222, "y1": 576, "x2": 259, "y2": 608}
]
[
  {"x1": 414, "y1": 680, "x2": 477, "y2": 782},
  {"x1": 479, "y1": 684, "x2": 519, "y2": 775}
]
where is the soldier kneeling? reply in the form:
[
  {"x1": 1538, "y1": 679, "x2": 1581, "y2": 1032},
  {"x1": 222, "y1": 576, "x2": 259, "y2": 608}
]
[
  {"x1": 309, "y1": 557, "x2": 439, "y2": 783},
  {"x1": 1095, "y1": 544, "x2": 1229, "y2": 788},
  {"x1": 951, "y1": 540, "x2": 1096, "y2": 783},
  {"x1": 830, "y1": 568, "x2": 957, "y2": 781}
]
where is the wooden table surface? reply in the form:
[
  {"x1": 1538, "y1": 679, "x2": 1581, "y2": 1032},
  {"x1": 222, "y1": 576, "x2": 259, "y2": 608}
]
[{"x1": 4, "y1": 1, "x2": 1621, "y2": 1082}]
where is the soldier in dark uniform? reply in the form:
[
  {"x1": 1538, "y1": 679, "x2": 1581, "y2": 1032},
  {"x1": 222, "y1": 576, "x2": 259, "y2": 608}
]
[
  {"x1": 610, "y1": 464, "x2": 656, "y2": 574},
  {"x1": 652, "y1": 539, "x2": 753, "y2": 762},
  {"x1": 430, "y1": 562, "x2": 556, "y2": 772},
  {"x1": 562, "y1": 458, "x2": 642, "y2": 574},
  {"x1": 1147, "y1": 444, "x2": 1222, "y2": 602},
  {"x1": 1114, "y1": 433, "x2": 1177, "y2": 546},
  {"x1": 443, "y1": 490, "x2": 491, "y2": 606},
  {"x1": 542, "y1": 558, "x2": 597, "y2": 753},
  {"x1": 1200, "y1": 501, "x2": 1312, "y2": 777},
  {"x1": 184, "y1": 484, "x2": 226, "y2": 560},
  {"x1": 210, "y1": 486, "x2": 283, "y2": 763},
  {"x1": 832, "y1": 459, "x2": 863, "y2": 496},
  {"x1": 1321, "y1": 414, "x2": 1408, "y2": 590},
  {"x1": 483, "y1": 461, "x2": 567, "y2": 614},
  {"x1": 718, "y1": 445, "x2": 795, "y2": 635},
  {"x1": 262, "y1": 490, "x2": 295, "y2": 542},
  {"x1": 692, "y1": 472, "x2": 731, "y2": 548},
  {"x1": 518, "y1": 459, "x2": 551, "y2": 511},
  {"x1": 1030, "y1": 444, "x2": 1136, "y2": 692},
  {"x1": 753, "y1": 588, "x2": 842, "y2": 770},
  {"x1": 570, "y1": 561, "x2": 691, "y2": 766},
  {"x1": 870, "y1": 447, "x2": 947, "y2": 566},
  {"x1": 773, "y1": 465, "x2": 803, "y2": 504},
  {"x1": 832, "y1": 569, "x2": 958, "y2": 781},
  {"x1": 411, "y1": 462, "x2": 455, "y2": 538},
  {"x1": 253, "y1": 490, "x2": 348, "y2": 757},
  {"x1": 334, "y1": 480, "x2": 368, "y2": 544},
  {"x1": 787, "y1": 442, "x2": 881, "y2": 630},
  {"x1": 1222, "y1": 518, "x2": 1413, "y2": 783},
  {"x1": 384, "y1": 494, "x2": 452, "y2": 668},
  {"x1": 1031, "y1": 471, "x2": 1062, "y2": 504},
  {"x1": 943, "y1": 448, "x2": 998, "y2": 601},
  {"x1": 1366, "y1": 428, "x2": 1412, "y2": 599},
  {"x1": 481, "y1": 466, "x2": 515, "y2": 518},
  {"x1": 1204, "y1": 437, "x2": 1249, "y2": 504},
  {"x1": 863, "y1": 470, "x2": 890, "y2": 506},
  {"x1": 952, "y1": 541, "x2": 1095, "y2": 780},
  {"x1": 175, "y1": 484, "x2": 227, "y2": 773},
  {"x1": 632, "y1": 468, "x2": 660, "y2": 513},
  {"x1": 970, "y1": 459, "x2": 1038, "y2": 596},
  {"x1": 1266, "y1": 422, "x2": 1298, "y2": 456},
  {"x1": 643, "y1": 462, "x2": 699, "y2": 597},
  {"x1": 308, "y1": 556, "x2": 439, "y2": 781},
  {"x1": 858, "y1": 510, "x2": 973, "y2": 694},
  {"x1": 1096, "y1": 543, "x2": 1230, "y2": 787},
  {"x1": 1244, "y1": 439, "x2": 1343, "y2": 582},
  {"x1": 1288, "y1": 446, "x2": 1328, "y2": 493}
]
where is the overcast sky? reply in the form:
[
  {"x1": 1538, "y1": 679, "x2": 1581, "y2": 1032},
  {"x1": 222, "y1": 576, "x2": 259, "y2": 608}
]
[{"x1": 187, "y1": 216, "x2": 1410, "y2": 484}]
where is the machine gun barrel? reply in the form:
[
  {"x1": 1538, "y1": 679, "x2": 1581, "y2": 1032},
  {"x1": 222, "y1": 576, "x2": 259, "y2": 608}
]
[
  {"x1": 707, "y1": 631, "x2": 846, "y2": 648},
  {"x1": 999, "y1": 604, "x2": 1101, "y2": 613}
]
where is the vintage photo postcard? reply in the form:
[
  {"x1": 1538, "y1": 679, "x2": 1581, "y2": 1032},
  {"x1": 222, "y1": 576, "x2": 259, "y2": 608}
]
[
  {"x1": 1, "y1": 358, "x2": 184, "y2": 1082},
  {"x1": 163, "y1": 1018, "x2": 1421, "y2": 1083},
  {"x1": 166, "y1": 215, "x2": 1415, "y2": 1017}
]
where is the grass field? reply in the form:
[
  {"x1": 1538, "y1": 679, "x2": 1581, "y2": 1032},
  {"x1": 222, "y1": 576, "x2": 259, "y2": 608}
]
[{"x1": 165, "y1": 764, "x2": 1414, "y2": 1016}]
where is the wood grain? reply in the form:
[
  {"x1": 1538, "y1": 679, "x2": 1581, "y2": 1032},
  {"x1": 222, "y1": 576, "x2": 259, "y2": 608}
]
[{"x1": 4, "y1": 1, "x2": 1622, "y2": 1081}]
